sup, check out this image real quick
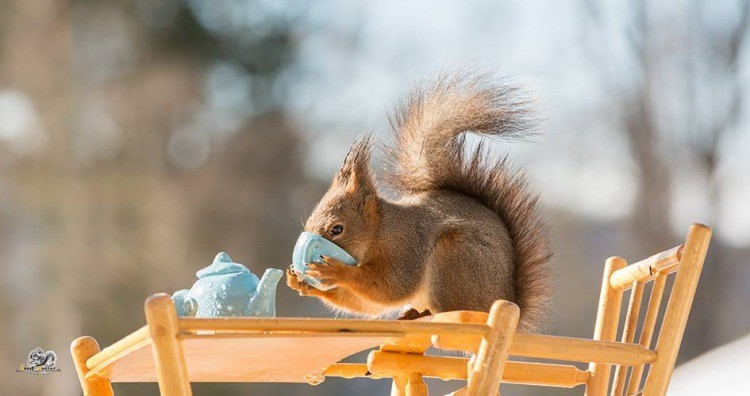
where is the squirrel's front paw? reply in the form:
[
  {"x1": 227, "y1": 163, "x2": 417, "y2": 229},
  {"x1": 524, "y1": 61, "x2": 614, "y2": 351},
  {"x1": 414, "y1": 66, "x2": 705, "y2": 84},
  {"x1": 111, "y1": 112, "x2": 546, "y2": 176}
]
[
  {"x1": 286, "y1": 265, "x2": 317, "y2": 296},
  {"x1": 306, "y1": 255, "x2": 355, "y2": 289}
]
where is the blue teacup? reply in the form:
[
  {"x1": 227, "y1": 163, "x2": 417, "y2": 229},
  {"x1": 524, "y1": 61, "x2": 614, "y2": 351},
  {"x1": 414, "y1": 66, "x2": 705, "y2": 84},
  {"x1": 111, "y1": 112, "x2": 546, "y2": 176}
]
[{"x1": 292, "y1": 231, "x2": 357, "y2": 290}]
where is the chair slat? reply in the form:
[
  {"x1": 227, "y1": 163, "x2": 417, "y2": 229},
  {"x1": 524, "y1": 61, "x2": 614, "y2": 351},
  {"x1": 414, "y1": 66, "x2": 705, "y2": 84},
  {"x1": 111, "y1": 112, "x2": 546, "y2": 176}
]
[
  {"x1": 627, "y1": 272, "x2": 667, "y2": 395},
  {"x1": 611, "y1": 281, "x2": 645, "y2": 396}
]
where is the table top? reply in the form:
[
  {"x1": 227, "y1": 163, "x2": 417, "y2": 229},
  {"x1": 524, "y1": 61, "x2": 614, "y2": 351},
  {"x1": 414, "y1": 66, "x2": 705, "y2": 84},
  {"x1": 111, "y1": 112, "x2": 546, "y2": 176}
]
[
  {"x1": 83, "y1": 313, "x2": 490, "y2": 384},
  {"x1": 101, "y1": 333, "x2": 392, "y2": 383}
]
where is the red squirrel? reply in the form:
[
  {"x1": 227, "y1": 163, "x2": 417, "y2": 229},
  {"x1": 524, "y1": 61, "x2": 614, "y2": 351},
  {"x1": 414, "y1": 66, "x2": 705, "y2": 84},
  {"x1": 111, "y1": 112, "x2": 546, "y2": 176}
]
[{"x1": 286, "y1": 72, "x2": 551, "y2": 331}]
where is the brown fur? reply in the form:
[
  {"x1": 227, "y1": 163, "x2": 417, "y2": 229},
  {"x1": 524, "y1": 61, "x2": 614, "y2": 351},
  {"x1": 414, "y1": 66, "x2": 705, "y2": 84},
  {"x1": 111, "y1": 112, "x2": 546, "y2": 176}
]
[{"x1": 287, "y1": 71, "x2": 552, "y2": 331}]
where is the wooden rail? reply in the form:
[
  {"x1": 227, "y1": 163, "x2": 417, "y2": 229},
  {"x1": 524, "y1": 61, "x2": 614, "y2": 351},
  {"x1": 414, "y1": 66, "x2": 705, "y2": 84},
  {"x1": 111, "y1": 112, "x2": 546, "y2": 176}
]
[
  {"x1": 85, "y1": 326, "x2": 150, "y2": 373},
  {"x1": 433, "y1": 332, "x2": 656, "y2": 366},
  {"x1": 609, "y1": 245, "x2": 683, "y2": 291},
  {"x1": 360, "y1": 352, "x2": 591, "y2": 388},
  {"x1": 178, "y1": 317, "x2": 488, "y2": 337}
]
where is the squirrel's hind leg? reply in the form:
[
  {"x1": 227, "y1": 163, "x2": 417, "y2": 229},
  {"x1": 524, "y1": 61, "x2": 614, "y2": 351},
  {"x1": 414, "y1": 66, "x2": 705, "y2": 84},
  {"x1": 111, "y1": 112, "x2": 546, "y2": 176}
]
[{"x1": 426, "y1": 231, "x2": 515, "y2": 313}]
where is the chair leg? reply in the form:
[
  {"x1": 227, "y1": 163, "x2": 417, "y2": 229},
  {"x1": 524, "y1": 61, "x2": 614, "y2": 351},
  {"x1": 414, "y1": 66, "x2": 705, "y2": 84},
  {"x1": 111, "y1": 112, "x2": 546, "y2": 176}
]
[
  {"x1": 406, "y1": 373, "x2": 428, "y2": 396},
  {"x1": 391, "y1": 374, "x2": 427, "y2": 396},
  {"x1": 391, "y1": 376, "x2": 407, "y2": 396},
  {"x1": 586, "y1": 257, "x2": 627, "y2": 396},
  {"x1": 642, "y1": 224, "x2": 711, "y2": 396},
  {"x1": 466, "y1": 300, "x2": 519, "y2": 396},
  {"x1": 145, "y1": 293, "x2": 193, "y2": 396},
  {"x1": 71, "y1": 336, "x2": 115, "y2": 396}
]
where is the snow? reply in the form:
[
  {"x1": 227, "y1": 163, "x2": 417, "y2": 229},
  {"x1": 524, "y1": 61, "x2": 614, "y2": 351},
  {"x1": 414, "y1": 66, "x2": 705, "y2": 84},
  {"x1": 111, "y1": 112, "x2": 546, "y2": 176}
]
[{"x1": 669, "y1": 333, "x2": 750, "y2": 395}]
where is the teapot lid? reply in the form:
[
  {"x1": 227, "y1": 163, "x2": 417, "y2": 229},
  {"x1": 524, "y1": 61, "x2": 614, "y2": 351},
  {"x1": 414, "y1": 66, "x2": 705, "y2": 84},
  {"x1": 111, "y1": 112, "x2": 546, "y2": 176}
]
[{"x1": 196, "y1": 252, "x2": 251, "y2": 278}]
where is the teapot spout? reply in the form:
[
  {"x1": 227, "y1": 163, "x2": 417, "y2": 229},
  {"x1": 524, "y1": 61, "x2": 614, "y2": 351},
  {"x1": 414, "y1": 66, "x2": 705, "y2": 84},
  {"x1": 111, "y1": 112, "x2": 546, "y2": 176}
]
[{"x1": 248, "y1": 268, "x2": 283, "y2": 317}]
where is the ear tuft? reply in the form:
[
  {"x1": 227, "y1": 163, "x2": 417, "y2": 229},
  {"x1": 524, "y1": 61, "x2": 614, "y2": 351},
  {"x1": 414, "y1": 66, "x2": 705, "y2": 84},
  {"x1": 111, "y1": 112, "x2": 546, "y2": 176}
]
[{"x1": 335, "y1": 133, "x2": 376, "y2": 195}]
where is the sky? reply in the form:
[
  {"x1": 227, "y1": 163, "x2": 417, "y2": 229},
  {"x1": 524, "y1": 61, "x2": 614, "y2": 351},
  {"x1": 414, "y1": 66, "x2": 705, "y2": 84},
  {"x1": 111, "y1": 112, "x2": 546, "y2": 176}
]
[
  {"x1": 272, "y1": 0, "x2": 750, "y2": 244},
  {"x1": 1, "y1": 0, "x2": 748, "y2": 243}
]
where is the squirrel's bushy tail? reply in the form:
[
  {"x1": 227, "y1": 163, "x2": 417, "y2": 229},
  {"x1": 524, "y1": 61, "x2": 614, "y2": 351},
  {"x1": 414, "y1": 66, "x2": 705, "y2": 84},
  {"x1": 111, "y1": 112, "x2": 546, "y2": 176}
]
[{"x1": 384, "y1": 71, "x2": 551, "y2": 330}]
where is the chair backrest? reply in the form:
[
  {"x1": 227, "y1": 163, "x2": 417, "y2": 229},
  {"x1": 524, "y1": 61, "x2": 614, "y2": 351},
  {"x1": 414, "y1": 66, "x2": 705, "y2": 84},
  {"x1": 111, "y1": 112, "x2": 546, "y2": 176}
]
[{"x1": 587, "y1": 223, "x2": 711, "y2": 396}]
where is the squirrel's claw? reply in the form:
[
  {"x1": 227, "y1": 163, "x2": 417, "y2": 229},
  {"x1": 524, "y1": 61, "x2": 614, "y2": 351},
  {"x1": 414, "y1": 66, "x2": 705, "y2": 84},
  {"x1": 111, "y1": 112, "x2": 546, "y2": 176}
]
[
  {"x1": 321, "y1": 255, "x2": 348, "y2": 267},
  {"x1": 307, "y1": 257, "x2": 353, "y2": 288},
  {"x1": 285, "y1": 264, "x2": 316, "y2": 296}
]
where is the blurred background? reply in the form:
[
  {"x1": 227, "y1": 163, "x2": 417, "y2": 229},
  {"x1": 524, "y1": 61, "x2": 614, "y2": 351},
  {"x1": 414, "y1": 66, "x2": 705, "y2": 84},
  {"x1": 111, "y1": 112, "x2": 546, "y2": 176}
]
[{"x1": 1, "y1": 0, "x2": 748, "y2": 395}]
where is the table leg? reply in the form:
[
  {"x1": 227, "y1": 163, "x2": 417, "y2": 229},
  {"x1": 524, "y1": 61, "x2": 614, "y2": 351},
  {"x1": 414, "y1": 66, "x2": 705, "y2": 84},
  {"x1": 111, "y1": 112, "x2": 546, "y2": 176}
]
[
  {"x1": 145, "y1": 293, "x2": 192, "y2": 396},
  {"x1": 71, "y1": 336, "x2": 114, "y2": 396}
]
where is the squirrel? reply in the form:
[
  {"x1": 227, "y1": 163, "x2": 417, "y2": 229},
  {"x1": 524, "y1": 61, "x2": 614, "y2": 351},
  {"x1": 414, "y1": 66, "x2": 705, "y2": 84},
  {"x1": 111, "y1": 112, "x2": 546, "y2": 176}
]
[{"x1": 286, "y1": 72, "x2": 551, "y2": 331}]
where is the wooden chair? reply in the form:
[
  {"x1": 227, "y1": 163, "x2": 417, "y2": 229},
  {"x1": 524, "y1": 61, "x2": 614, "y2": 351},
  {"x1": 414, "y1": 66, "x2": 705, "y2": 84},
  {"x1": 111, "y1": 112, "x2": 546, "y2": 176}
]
[
  {"x1": 71, "y1": 223, "x2": 710, "y2": 396},
  {"x1": 587, "y1": 223, "x2": 711, "y2": 396},
  {"x1": 357, "y1": 222, "x2": 710, "y2": 396}
]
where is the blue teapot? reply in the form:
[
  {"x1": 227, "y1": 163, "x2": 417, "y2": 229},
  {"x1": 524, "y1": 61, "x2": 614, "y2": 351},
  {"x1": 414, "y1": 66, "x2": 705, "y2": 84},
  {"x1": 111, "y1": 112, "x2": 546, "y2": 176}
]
[{"x1": 171, "y1": 252, "x2": 283, "y2": 317}]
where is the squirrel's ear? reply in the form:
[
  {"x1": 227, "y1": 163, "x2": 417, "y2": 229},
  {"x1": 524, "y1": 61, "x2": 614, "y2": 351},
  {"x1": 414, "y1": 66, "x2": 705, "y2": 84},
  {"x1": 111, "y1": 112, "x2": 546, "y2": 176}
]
[{"x1": 334, "y1": 134, "x2": 377, "y2": 197}]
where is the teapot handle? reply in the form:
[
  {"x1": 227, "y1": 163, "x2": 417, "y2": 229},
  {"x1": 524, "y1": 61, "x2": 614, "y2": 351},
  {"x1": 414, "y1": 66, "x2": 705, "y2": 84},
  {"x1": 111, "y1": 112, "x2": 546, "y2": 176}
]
[{"x1": 171, "y1": 289, "x2": 198, "y2": 317}]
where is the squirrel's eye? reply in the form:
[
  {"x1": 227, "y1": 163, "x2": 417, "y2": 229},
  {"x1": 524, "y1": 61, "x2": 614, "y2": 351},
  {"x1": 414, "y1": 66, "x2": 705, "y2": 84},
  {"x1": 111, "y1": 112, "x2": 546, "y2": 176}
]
[{"x1": 331, "y1": 224, "x2": 344, "y2": 236}]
